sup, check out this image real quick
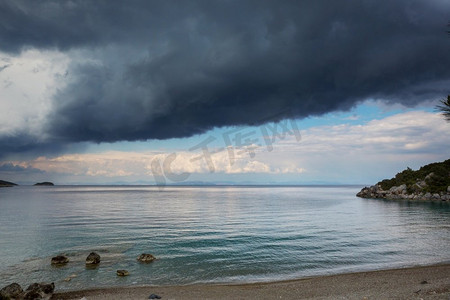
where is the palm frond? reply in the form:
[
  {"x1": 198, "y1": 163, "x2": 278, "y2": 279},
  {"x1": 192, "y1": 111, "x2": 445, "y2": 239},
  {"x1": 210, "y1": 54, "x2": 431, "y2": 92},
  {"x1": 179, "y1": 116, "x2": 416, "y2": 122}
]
[{"x1": 436, "y1": 95, "x2": 450, "y2": 122}]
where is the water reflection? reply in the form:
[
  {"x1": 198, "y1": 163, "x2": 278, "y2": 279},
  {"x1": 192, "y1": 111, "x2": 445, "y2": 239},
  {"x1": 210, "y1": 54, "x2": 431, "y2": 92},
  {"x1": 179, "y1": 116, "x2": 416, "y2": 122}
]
[{"x1": 0, "y1": 185, "x2": 449, "y2": 290}]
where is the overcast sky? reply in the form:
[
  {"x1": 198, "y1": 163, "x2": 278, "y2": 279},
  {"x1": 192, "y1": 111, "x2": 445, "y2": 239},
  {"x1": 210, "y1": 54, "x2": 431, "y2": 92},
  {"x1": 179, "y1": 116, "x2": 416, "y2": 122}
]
[{"x1": 0, "y1": 0, "x2": 449, "y2": 185}]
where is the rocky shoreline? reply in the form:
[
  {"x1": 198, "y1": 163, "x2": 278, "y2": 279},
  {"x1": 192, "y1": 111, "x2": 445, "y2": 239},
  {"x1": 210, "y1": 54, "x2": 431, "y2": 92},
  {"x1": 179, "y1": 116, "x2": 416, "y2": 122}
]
[
  {"x1": 357, "y1": 184, "x2": 450, "y2": 202},
  {"x1": 1, "y1": 252, "x2": 156, "y2": 300},
  {"x1": 0, "y1": 282, "x2": 54, "y2": 300}
]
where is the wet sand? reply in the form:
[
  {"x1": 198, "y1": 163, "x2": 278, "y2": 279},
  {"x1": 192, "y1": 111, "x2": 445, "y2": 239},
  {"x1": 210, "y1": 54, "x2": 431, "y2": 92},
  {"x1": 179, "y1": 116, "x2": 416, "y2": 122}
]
[{"x1": 52, "y1": 264, "x2": 450, "y2": 299}]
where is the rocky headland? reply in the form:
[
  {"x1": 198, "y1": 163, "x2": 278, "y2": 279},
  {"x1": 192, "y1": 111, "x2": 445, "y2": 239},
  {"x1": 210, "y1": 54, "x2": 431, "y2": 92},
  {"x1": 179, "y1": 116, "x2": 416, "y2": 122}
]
[
  {"x1": 357, "y1": 159, "x2": 450, "y2": 202},
  {"x1": 34, "y1": 182, "x2": 54, "y2": 186},
  {"x1": 0, "y1": 180, "x2": 17, "y2": 187}
]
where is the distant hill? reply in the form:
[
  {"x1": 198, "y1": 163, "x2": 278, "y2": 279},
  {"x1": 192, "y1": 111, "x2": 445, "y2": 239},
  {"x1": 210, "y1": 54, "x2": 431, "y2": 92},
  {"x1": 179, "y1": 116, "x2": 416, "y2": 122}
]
[
  {"x1": 0, "y1": 180, "x2": 18, "y2": 187},
  {"x1": 34, "y1": 182, "x2": 54, "y2": 186},
  {"x1": 357, "y1": 159, "x2": 450, "y2": 202}
]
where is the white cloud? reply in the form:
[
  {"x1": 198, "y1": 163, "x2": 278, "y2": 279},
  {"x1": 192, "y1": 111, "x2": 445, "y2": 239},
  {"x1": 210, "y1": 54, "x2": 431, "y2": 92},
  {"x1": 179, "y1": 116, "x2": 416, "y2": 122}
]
[
  {"x1": 267, "y1": 110, "x2": 450, "y2": 183},
  {"x1": 299, "y1": 111, "x2": 448, "y2": 154},
  {"x1": 9, "y1": 148, "x2": 291, "y2": 181},
  {"x1": 0, "y1": 49, "x2": 70, "y2": 138},
  {"x1": 2, "y1": 110, "x2": 448, "y2": 184}
]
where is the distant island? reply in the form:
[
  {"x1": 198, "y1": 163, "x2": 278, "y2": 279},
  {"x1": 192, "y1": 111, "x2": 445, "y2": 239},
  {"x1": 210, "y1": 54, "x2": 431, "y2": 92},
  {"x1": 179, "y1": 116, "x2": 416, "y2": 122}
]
[
  {"x1": 34, "y1": 182, "x2": 55, "y2": 186},
  {"x1": 0, "y1": 180, "x2": 17, "y2": 187},
  {"x1": 357, "y1": 159, "x2": 450, "y2": 202}
]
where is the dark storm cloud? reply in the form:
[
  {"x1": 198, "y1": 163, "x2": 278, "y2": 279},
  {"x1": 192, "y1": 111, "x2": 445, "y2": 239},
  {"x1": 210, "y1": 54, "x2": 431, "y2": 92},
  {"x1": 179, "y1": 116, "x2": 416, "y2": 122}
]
[
  {"x1": 0, "y1": 133, "x2": 80, "y2": 160},
  {"x1": 0, "y1": 0, "x2": 449, "y2": 151}
]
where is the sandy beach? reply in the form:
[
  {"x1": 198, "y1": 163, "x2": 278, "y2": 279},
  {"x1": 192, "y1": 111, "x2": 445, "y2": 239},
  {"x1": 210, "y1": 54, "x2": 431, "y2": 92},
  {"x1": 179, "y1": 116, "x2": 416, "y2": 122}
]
[{"x1": 52, "y1": 264, "x2": 450, "y2": 300}]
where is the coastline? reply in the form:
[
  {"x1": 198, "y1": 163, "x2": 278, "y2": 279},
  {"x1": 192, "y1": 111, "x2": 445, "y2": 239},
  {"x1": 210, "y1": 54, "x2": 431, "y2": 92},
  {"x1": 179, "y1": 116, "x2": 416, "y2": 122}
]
[{"x1": 52, "y1": 263, "x2": 450, "y2": 300}]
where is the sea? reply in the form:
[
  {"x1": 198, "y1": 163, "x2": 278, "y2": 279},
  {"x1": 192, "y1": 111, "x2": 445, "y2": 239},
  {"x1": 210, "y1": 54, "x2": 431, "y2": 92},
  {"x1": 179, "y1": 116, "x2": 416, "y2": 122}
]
[{"x1": 0, "y1": 185, "x2": 449, "y2": 291}]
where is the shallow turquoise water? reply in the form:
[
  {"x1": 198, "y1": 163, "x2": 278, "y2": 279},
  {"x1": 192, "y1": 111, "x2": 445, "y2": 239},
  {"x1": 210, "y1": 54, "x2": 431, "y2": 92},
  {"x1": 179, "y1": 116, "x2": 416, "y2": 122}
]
[{"x1": 0, "y1": 185, "x2": 449, "y2": 290}]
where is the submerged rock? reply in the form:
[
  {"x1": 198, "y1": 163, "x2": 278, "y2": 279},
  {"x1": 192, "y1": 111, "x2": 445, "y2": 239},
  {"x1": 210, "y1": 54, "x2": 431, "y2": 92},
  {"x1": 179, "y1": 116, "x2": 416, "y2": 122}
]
[
  {"x1": 116, "y1": 269, "x2": 130, "y2": 276},
  {"x1": 0, "y1": 283, "x2": 23, "y2": 299},
  {"x1": 51, "y1": 255, "x2": 69, "y2": 265},
  {"x1": 86, "y1": 252, "x2": 101, "y2": 265},
  {"x1": 64, "y1": 274, "x2": 78, "y2": 282},
  {"x1": 137, "y1": 253, "x2": 156, "y2": 263}
]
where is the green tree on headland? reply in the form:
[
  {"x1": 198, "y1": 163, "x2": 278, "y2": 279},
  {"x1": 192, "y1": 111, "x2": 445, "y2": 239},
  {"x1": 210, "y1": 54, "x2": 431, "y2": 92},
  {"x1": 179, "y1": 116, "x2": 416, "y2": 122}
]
[
  {"x1": 378, "y1": 159, "x2": 450, "y2": 193},
  {"x1": 436, "y1": 95, "x2": 450, "y2": 122}
]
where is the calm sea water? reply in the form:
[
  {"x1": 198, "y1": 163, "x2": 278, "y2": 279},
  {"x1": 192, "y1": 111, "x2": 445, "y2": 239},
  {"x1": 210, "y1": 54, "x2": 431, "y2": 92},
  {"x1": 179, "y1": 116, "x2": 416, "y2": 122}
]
[{"x1": 0, "y1": 185, "x2": 449, "y2": 290}]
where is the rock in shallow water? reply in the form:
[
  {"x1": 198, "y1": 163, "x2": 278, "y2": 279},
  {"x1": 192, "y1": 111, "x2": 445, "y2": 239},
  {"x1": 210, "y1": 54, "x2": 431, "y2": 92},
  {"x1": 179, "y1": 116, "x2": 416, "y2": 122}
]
[
  {"x1": 24, "y1": 282, "x2": 55, "y2": 299},
  {"x1": 51, "y1": 255, "x2": 69, "y2": 265},
  {"x1": 23, "y1": 289, "x2": 42, "y2": 299},
  {"x1": 85, "y1": 252, "x2": 101, "y2": 265},
  {"x1": 1, "y1": 282, "x2": 55, "y2": 299},
  {"x1": 26, "y1": 282, "x2": 54, "y2": 294},
  {"x1": 138, "y1": 253, "x2": 156, "y2": 263},
  {"x1": 0, "y1": 283, "x2": 23, "y2": 299}
]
